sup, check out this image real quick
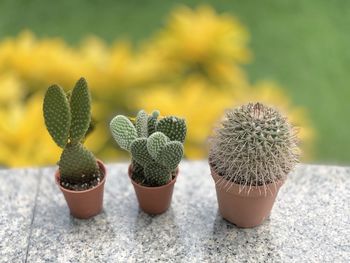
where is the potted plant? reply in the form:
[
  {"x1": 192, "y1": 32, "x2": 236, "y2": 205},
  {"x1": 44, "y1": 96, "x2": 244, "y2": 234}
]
[
  {"x1": 43, "y1": 77, "x2": 107, "y2": 219},
  {"x1": 209, "y1": 102, "x2": 299, "y2": 228},
  {"x1": 109, "y1": 110, "x2": 187, "y2": 214}
]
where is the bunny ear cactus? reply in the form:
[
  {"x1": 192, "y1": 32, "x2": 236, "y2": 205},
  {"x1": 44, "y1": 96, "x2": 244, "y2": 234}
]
[
  {"x1": 110, "y1": 110, "x2": 186, "y2": 186},
  {"x1": 43, "y1": 77, "x2": 100, "y2": 187}
]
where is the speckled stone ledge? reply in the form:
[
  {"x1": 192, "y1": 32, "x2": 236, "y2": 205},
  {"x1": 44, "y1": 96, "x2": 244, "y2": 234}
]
[{"x1": 0, "y1": 161, "x2": 349, "y2": 262}]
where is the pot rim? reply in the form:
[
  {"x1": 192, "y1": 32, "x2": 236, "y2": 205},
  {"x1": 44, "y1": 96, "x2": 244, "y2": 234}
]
[
  {"x1": 209, "y1": 162, "x2": 284, "y2": 197},
  {"x1": 128, "y1": 164, "x2": 178, "y2": 190},
  {"x1": 55, "y1": 159, "x2": 107, "y2": 194}
]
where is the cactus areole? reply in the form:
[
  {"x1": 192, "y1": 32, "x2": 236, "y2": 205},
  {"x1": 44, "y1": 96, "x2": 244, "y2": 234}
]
[
  {"x1": 209, "y1": 102, "x2": 299, "y2": 227},
  {"x1": 43, "y1": 77, "x2": 104, "y2": 191}
]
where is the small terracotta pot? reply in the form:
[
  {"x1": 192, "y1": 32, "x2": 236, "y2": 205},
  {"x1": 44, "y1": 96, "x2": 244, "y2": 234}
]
[
  {"x1": 210, "y1": 165, "x2": 284, "y2": 228},
  {"x1": 55, "y1": 160, "x2": 107, "y2": 219},
  {"x1": 128, "y1": 165, "x2": 178, "y2": 215}
]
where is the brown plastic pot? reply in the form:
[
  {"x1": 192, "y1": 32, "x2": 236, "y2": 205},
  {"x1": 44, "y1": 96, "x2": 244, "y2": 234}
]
[
  {"x1": 210, "y1": 165, "x2": 284, "y2": 228},
  {"x1": 55, "y1": 160, "x2": 107, "y2": 219},
  {"x1": 128, "y1": 165, "x2": 178, "y2": 215}
]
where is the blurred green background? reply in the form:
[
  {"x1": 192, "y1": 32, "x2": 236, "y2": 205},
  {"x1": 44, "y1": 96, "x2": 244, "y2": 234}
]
[{"x1": 0, "y1": 0, "x2": 349, "y2": 165}]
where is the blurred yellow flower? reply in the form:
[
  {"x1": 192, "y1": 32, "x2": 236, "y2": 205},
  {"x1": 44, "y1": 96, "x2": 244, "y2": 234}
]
[
  {"x1": 0, "y1": 32, "x2": 82, "y2": 89},
  {"x1": 0, "y1": 5, "x2": 314, "y2": 167},
  {"x1": 0, "y1": 94, "x2": 60, "y2": 166},
  {"x1": 0, "y1": 73, "x2": 23, "y2": 104},
  {"x1": 149, "y1": 5, "x2": 251, "y2": 88}
]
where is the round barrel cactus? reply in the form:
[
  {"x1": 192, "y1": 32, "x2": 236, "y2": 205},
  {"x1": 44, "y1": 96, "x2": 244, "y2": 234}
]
[{"x1": 209, "y1": 102, "x2": 299, "y2": 187}]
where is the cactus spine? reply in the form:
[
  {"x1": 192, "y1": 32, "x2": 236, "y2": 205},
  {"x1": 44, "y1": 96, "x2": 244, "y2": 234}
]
[
  {"x1": 209, "y1": 102, "x2": 299, "y2": 188},
  {"x1": 43, "y1": 77, "x2": 100, "y2": 186},
  {"x1": 110, "y1": 110, "x2": 186, "y2": 186}
]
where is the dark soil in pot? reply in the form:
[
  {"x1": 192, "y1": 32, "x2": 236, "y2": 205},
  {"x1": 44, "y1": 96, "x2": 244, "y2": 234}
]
[{"x1": 59, "y1": 170, "x2": 104, "y2": 191}]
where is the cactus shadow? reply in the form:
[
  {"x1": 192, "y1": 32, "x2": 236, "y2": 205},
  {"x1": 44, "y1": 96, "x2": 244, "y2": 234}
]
[
  {"x1": 203, "y1": 211, "x2": 282, "y2": 261},
  {"x1": 131, "y1": 208, "x2": 182, "y2": 256}
]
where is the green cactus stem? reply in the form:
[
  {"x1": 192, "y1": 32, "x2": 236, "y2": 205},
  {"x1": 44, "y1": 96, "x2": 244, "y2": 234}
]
[
  {"x1": 147, "y1": 110, "x2": 160, "y2": 136},
  {"x1": 131, "y1": 159, "x2": 146, "y2": 184},
  {"x1": 59, "y1": 143, "x2": 99, "y2": 184},
  {"x1": 144, "y1": 162, "x2": 171, "y2": 186}
]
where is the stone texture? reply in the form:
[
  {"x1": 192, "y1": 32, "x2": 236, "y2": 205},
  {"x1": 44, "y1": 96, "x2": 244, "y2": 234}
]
[
  {"x1": 0, "y1": 168, "x2": 41, "y2": 263},
  {"x1": 1, "y1": 162, "x2": 349, "y2": 262}
]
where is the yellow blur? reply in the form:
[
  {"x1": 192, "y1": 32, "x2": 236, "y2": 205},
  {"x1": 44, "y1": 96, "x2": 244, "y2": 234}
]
[{"x1": 0, "y1": 6, "x2": 314, "y2": 167}]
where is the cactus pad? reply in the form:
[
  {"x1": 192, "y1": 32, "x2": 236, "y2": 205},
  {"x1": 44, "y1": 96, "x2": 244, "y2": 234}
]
[
  {"x1": 157, "y1": 141, "x2": 184, "y2": 170},
  {"x1": 135, "y1": 110, "x2": 148, "y2": 137},
  {"x1": 43, "y1": 85, "x2": 71, "y2": 148},
  {"x1": 69, "y1": 77, "x2": 91, "y2": 143},
  {"x1": 59, "y1": 143, "x2": 99, "y2": 184},
  {"x1": 147, "y1": 110, "x2": 159, "y2": 136},
  {"x1": 156, "y1": 116, "x2": 187, "y2": 143},
  {"x1": 144, "y1": 162, "x2": 171, "y2": 186},
  {"x1": 147, "y1": 132, "x2": 170, "y2": 160},
  {"x1": 130, "y1": 138, "x2": 153, "y2": 167},
  {"x1": 110, "y1": 115, "x2": 138, "y2": 151}
]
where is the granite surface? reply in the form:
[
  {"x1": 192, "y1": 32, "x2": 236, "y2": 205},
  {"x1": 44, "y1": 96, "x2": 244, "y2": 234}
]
[{"x1": 0, "y1": 161, "x2": 349, "y2": 263}]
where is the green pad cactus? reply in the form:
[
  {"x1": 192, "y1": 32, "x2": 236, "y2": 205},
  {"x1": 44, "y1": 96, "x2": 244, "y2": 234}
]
[
  {"x1": 130, "y1": 138, "x2": 153, "y2": 167},
  {"x1": 110, "y1": 115, "x2": 138, "y2": 151},
  {"x1": 209, "y1": 102, "x2": 299, "y2": 187},
  {"x1": 69, "y1": 78, "x2": 91, "y2": 143},
  {"x1": 157, "y1": 141, "x2": 184, "y2": 171},
  {"x1": 109, "y1": 109, "x2": 187, "y2": 187},
  {"x1": 144, "y1": 162, "x2": 171, "y2": 186},
  {"x1": 135, "y1": 110, "x2": 149, "y2": 138},
  {"x1": 147, "y1": 132, "x2": 170, "y2": 160},
  {"x1": 43, "y1": 77, "x2": 100, "y2": 187},
  {"x1": 131, "y1": 159, "x2": 145, "y2": 184},
  {"x1": 147, "y1": 110, "x2": 159, "y2": 136},
  {"x1": 43, "y1": 85, "x2": 71, "y2": 148},
  {"x1": 156, "y1": 116, "x2": 187, "y2": 143},
  {"x1": 59, "y1": 143, "x2": 99, "y2": 184}
]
